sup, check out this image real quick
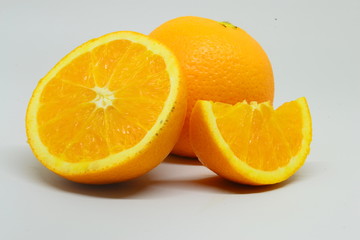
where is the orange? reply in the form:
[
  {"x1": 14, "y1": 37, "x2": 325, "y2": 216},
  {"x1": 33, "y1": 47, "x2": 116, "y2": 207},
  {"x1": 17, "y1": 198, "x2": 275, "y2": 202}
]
[
  {"x1": 150, "y1": 16, "x2": 274, "y2": 157},
  {"x1": 190, "y1": 97, "x2": 312, "y2": 185},
  {"x1": 26, "y1": 31, "x2": 186, "y2": 184}
]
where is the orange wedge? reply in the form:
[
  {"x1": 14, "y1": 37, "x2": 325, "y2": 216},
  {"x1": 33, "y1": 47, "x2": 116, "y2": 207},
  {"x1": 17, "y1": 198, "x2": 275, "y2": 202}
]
[
  {"x1": 190, "y1": 97, "x2": 312, "y2": 185},
  {"x1": 26, "y1": 31, "x2": 186, "y2": 184}
]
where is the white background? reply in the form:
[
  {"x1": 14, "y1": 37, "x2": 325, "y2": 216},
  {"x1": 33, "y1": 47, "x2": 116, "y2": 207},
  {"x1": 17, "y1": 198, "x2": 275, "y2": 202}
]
[{"x1": 1, "y1": 0, "x2": 359, "y2": 239}]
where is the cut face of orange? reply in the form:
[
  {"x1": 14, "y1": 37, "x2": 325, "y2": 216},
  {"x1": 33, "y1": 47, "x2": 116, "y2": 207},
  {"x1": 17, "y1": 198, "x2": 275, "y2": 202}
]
[
  {"x1": 26, "y1": 31, "x2": 186, "y2": 184},
  {"x1": 190, "y1": 97, "x2": 312, "y2": 185}
]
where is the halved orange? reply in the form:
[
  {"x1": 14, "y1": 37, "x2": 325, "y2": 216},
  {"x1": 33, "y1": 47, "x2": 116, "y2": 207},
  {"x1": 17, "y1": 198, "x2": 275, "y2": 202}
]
[
  {"x1": 190, "y1": 97, "x2": 312, "y2": 185},
  {"x1": 26, "y1": 31, "x2": 186, "y2": 184}
]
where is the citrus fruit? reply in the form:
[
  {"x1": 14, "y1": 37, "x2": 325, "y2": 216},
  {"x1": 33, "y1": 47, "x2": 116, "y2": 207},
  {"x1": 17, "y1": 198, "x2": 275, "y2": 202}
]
[
  {"x1": 190, "y1": 97, "x2": 312, "y2": 185},
  {"x1": 150, "y1": 16, "x2": 274, "y2": 157},
  {"x1": 26, "y1": 31, "x2": 186, "y2": 184}
]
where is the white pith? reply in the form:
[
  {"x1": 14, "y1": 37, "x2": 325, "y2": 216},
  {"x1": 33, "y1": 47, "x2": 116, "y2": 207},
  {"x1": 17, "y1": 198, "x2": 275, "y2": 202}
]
[{"x1": 91, "y1": 86, "x2": 115, "y2": 109}]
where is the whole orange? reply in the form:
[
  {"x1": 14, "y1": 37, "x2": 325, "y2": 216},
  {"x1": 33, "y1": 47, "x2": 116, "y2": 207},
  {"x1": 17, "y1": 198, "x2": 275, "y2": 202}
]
[{"x1": 150, "y1": 16, "x2": 274, "y2": 158}]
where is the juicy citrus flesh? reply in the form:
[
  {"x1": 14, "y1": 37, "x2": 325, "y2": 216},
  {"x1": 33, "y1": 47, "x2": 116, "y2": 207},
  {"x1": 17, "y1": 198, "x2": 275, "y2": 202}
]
[
  {"x1": 26, "y1": 31, "x2": 186, "y2": 184},
  {"x1": 38, "y1": 40, "x2": 170, "y2": 162},
  {"x1": 190, "y1": 97, "x2": 312, "y2": 185},
  {"x1": 150, "y1": 16, "x2": 274, "y2": 157}
]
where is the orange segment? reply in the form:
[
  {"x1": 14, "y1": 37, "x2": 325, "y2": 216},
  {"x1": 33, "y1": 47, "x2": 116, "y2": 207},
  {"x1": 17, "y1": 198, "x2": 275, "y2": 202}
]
[
  {"x1": 190, "y1": 97, "x2": 312, "y2": 185},
  {"x1": 63, "y1": 108, "x2": 109, "y2": 163},
  {"x1": 55, "y1": 52, "x2": 96, "y2": 88},
  {"x1": 26, "y1": 31, "x2": 186, "y2": 184},
  {"x1": 275, "y1": 101, "x2": 303, "y2": 155},
  {"x1": 39, "y1": 103, "x2": 96, "y2": 156},
  {"x1": 105, "y1": 105, "x2": 147, "y2": 153},
  {"x1": 91, "y1": 40, "x2": 132, "y2": 87},
  {"x1": 213, "y1": 102, "x2": 253, "y2": 162},
  {"x1": 39, "y1": 76, "x2": 96, "y2": 105}
]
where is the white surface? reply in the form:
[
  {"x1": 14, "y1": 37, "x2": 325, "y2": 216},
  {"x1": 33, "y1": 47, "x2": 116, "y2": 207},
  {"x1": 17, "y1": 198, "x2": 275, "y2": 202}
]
[{"x1": 1, "y1": 0, "x2": 360, "y2": 239}]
